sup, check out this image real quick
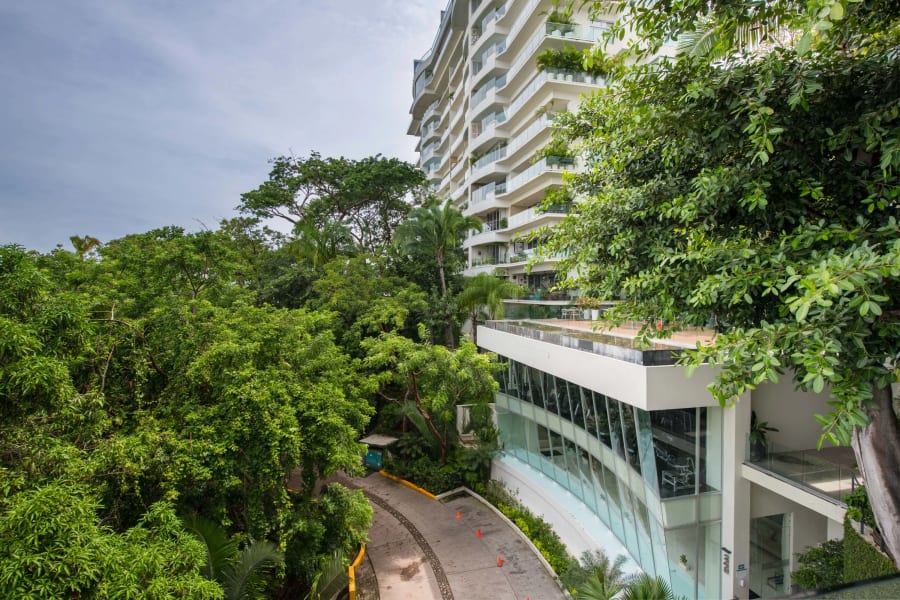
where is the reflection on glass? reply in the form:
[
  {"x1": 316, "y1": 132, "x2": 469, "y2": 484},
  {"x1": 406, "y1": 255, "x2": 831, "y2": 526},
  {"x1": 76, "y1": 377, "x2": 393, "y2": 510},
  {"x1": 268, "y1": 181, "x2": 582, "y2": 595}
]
[{"x1": 490, "y1": 357, "x2": 723, "y2": 600}]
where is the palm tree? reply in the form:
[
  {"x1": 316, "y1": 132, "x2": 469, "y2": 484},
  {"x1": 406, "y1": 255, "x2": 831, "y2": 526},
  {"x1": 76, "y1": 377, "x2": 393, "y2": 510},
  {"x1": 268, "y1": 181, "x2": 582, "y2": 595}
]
[
  {"x1": 576, "y1": 573, "x2": 625, "y2": 600},
  {"x1": 305, "y1": 549, "x2": 349, "y2": 600},
  {"x1": 621, "y1": 573, "x2": 680, "y2": 600},
  {"x1": 456, "y1": 273, "x2": 522, "y2": 345},
  {"x1": 69, "y1": 235, "x2": 101, "y2": 260},
  {"x1": 394, "y1": 199, "x2": 481, "y2": 349},
  {"x1": 572, "y1": 549, "x2": 628, "y2": 600},
  {"x1": 290, "y1": 219, "x2": 354, "y2": 268},
  {"x1": 183, "y1": 515, "x2": 284, "y2": 600}
]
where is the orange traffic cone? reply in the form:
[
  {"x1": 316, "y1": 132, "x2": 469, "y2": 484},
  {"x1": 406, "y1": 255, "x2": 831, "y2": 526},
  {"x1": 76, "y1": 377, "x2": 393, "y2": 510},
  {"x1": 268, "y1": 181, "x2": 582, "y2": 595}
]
[
  {"x1": 497, "y1": 555, "x2": 503, "y2": 567},
  {"x1": 476, "y1": 528, "x2": 482, "y2": 538},
  {"x1": 456, "y1": 511, "x2": 461, "y2": 519}
]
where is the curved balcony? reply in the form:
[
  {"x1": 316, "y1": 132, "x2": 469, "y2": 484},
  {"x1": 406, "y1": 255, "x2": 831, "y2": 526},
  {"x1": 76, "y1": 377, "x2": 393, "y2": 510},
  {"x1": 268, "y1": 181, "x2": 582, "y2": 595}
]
[
  {"x1": 464, "y1": 227, "x2": 510, "y2": 249},
  {"x1": 506, "y1": 203, "x2": 570, "y2": 232}
]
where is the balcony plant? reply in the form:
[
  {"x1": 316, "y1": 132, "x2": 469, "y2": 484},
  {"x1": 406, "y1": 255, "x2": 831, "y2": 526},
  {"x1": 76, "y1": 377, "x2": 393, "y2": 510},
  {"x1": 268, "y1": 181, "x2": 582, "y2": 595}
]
[{"x1": 749, "y1": 411, "x2": 779, "y2": 461}]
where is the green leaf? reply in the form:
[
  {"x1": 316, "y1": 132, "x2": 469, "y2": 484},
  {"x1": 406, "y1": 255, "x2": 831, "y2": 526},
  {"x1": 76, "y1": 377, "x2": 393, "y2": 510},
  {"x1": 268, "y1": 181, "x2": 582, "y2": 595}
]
[
  {"x1": 830, "y1": 2, "x2": 844, "y2": 20},
  {"x1": 797, "y1": 31, "x2": 812, "y2": 55}
]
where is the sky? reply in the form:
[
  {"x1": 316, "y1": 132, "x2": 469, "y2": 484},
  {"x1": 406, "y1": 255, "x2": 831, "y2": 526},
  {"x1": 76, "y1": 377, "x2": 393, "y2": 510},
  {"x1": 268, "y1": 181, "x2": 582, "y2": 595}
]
[{"x1": 0, "y1": 0, "x2": 446, "y2": 252}]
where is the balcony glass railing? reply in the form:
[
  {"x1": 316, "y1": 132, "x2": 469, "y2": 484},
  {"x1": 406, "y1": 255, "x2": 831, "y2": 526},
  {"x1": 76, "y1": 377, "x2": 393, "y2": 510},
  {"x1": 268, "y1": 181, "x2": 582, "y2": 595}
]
[
  {"x1": 745, "y1": 439, "x2": 860, "y2": 503},
  {"x1": 545, "y1": 21, "x2": 607, "y2": 42},
  {"x1": 422, "y1": 141, "x2": 440, "y2": 159},
  {"x1": 507, "y1": 203, "x2": 569, "y2": 229},
  {"x1": 472, "y1": 74, "x2": 506, "y2": 107},
  {"x1": 481, "y1": 3, "x2": 507, "y2": 33},
  {"x1": 504, "y1": 0, "x2": 540, "y2": 45},
  {"x1": 414, "y1": 70, "x2": 434, "y2": 97},
  {"x1": 423, "y1": 99, "x2": 440, "y2": 119},
  {"x1": 506, "y1": 115, "x2": 550, "y2": 156},
  {"x1": 473, "y1": 39, "x2": 507, "y2": 75},
  {"x1": 472, "y1": 181, "x2": 507, "y2": 205},
  {"x1": 473, "y1": 145, "x2": 508, "y2": 170},
  {"x1": 506, "y1": 71, "x2": 547, "y2": 119},
  {"x1": 505, "y1": 157, "x2": 565, "y2": 193}
]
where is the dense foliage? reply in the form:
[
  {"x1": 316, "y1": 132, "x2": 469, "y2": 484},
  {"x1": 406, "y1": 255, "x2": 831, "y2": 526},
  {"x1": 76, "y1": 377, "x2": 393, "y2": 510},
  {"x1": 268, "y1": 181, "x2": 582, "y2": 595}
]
[
  {"x1": 0, "y1": 148, "x2": 506, "y2": 596},
  {"x1": 843, "y1": 519, "x2": 898, "y2": 584},
  {"x1": 793, "y1": 538, "x2": 846, "y2": 591},
  {"x1": 550, "y1": 0, "x2": 900, "y2": 564}
]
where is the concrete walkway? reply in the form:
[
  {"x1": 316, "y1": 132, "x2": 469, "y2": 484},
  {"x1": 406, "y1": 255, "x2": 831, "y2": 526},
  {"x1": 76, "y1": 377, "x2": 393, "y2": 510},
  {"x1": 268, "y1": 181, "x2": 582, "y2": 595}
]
[{"x1": 339, "y1": 472, "x2": 566, "y2": 600}]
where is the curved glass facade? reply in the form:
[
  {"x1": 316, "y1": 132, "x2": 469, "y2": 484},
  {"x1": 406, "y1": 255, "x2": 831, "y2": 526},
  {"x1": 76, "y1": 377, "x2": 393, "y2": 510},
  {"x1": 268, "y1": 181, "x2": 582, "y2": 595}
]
[{"x1": 494, "y1": 357, "x2": 724, "y2": 600}]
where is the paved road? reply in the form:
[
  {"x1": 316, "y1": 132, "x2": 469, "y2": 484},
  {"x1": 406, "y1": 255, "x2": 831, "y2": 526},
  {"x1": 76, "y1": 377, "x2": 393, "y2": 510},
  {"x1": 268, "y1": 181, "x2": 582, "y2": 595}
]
[{"x1": 339, "y1": 472, "x2": 566, "y2": 600}]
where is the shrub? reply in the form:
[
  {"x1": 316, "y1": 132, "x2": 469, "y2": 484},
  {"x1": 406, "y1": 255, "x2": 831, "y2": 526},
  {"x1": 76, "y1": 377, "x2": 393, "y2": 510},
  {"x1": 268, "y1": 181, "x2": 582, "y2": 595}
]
[
  {"x1": 843, "y1": 519, "x2": 898, "y2": 584},
  {"x1": 843, "y1": 486, "x2": 876, "y2": 530},
  {"x1": 479, "y1": 481, "x2": 574, "y2": 577},
  {"x1": 793, "y1": 538, "x2": 845, "y2": 591},
  {"x1": 382, "y1": 455, "x2": 463, "y2": 495}
]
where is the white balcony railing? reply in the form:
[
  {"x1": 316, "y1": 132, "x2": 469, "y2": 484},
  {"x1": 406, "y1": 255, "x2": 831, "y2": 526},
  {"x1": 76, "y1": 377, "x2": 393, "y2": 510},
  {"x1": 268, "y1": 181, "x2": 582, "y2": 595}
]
[
  {"x1": 506, "y1": 114, "x2": 550, "y2": 156},
  {"x1": 473, "y1": 144, "x2": 508, "y2": 170},
  {"x1": 471, "y1": 181, "x2": 508, "y2": 205},
  {"x1": 507, "y1": 204, "x2": 569, "y2": 229}
]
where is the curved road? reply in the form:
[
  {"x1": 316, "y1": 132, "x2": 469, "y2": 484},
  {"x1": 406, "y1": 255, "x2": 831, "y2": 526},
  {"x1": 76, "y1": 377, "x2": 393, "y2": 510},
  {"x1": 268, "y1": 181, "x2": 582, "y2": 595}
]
[{"x1": 339, "y1": 473, "x2": 566, "y2": 600}]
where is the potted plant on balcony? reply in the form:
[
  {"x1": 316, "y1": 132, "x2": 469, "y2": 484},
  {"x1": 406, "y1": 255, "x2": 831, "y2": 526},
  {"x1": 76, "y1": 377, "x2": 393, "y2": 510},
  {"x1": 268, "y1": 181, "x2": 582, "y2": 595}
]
[
  {"x1": 576, "y1": 296, "x2": 602, "y2": 320},
  {"x1": 749, "y1": 411, "x2": 779, "y2": 461}
]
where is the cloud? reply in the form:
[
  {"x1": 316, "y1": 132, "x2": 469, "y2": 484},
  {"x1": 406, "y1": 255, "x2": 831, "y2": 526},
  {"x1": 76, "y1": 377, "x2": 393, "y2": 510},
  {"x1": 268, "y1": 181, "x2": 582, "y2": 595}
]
[{"x1": 0, "y1": 0, "x2": 444, "y2": 251}]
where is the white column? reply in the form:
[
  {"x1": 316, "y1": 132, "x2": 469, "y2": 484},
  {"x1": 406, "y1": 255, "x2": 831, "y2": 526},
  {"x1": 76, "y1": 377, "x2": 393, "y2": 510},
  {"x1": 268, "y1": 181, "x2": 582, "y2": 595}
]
[{"x1": 721, "y1": 394, "x2": 751, "y2": 599}]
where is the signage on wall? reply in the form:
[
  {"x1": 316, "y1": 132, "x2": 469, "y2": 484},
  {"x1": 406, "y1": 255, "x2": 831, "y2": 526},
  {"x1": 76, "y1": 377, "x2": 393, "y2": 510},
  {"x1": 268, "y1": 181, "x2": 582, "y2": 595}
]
[
  {"x1": 721, "y1": 547, "x2": 732, "y2": 574},
  {"x1": 737, "y1": 563, "x2": 747, "y2": 574}
]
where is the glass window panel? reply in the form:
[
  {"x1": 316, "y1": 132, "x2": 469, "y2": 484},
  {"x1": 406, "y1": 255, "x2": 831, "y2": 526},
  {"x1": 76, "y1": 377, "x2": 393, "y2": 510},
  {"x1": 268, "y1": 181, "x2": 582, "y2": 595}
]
[
  {"x1": 616, "y1": 474, "x2": 640, "y2": 563},
  {"x1": 578, "y1": 446, "x2": 596, "y2": 511},
  {"x1": 665, "y1": 525, "x2": 700, "y2": 600},
  {"x1": 548, "y1": 429, "x2": 568, "y2": 486},
  {"x1": 568, "y1": 382, "x2": 585, "y2": 429},
  {"x1": 635, "y1": 408, "x2": 661, "y2": 496},
  {"x1": 549, "y1": 376, "x2": 566, "y2": 419},
  {"x1": 621, "y1": 404, "x2": 642, "y2": 471},
  {"x1": 652, "y1": 409, "x2": 698, "y2": 498},
  {"x1": 589, "y1": 447, "x2": 610, "y2": 525},
  {"x1": 526, "y1": 364, "x2": 545, "y2": 408},
  {"x1": 563, "y1": 437, "x2": 583, "y2": 500},
  {"x1": 592, "y1": 392, "x2": 611, "y2": 447},
  {"x1": 699, "y1": 521, "x2": 722, "y2": 600},
  {"x1": 607, "y1": 397, "x2": 626, "y2": 460},
  {"x1": 601, "y1": 459, "x2": 625, "y2": 540},
  {"x1": 634, "y1": 498, "x2": 657, "y2": 576}
]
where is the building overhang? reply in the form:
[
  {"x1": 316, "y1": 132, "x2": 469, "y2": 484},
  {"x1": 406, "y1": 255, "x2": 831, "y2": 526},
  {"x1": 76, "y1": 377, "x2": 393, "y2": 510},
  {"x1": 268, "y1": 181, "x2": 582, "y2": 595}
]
[{"x1": 478, "y1": 322, "x2": 720, "y2": 411}]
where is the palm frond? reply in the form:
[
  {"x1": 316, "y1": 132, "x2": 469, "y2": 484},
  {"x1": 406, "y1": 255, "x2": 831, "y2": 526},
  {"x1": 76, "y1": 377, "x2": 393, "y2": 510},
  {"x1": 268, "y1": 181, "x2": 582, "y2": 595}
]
[
  {"x1": 182, "y1": 514, "x2": 238, "y2": 582},
  {"x1": 221, "y1": 541, "x2": 284, "y2": 600},
  {"x1": 305, "y1": 549, "x2": 349, "y2": 600}
]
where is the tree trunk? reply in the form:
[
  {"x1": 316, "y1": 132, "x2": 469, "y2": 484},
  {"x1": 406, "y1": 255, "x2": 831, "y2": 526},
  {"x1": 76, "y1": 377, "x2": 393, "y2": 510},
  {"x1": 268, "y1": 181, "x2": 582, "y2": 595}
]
[
  {"x1": 436, "y1": 253, "x2": 455, "y2": 350},
  {"x1": 851, "y1": 384, "x2": 900, "y2": 568}
]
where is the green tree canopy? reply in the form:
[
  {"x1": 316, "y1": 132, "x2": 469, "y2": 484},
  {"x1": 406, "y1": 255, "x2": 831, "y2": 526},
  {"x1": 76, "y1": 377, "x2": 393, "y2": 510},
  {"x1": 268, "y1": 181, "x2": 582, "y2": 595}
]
[
  {"x1": 551, "y1": 0, "x2": 900, "y2": 564},
  {"x1": 363, "y1": 332, "x2": 500, "y2": 464},
  {"x1": 238, "y1": 152, "x2": 426, "y2": 255}
]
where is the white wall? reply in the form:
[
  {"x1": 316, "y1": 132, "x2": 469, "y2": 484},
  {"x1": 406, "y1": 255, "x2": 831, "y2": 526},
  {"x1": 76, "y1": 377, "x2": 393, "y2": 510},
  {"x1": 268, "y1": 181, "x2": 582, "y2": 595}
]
[
  {"x1": 479, "y1": 326, "x2": 719, "y2": 411},
  {"x1": 751, "y1": 378, "x2": 831, "y2": 451},
  {"x1": 750, "y1": 484, "x2": 833, "y2": 569}
]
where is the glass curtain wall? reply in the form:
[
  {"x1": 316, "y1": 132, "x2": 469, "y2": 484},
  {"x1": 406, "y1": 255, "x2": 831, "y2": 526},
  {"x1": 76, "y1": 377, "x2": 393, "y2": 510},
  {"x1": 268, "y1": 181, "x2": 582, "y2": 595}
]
[{"x1": 495, "y1": 357, "x2": 723, "y2": 600}]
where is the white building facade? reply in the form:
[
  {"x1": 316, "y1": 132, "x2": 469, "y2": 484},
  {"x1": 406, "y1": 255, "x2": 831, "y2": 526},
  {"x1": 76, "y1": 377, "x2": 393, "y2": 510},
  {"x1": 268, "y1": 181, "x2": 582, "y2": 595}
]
[{"x1": 408, "y1": 0, "x2": 612, "y2": 294}]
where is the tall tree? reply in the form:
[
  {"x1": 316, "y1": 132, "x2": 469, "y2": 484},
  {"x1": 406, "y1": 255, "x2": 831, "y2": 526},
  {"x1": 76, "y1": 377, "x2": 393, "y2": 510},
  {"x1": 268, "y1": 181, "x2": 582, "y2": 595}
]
[
  {"x1": 69, "y1": 234, "x2": 101, "y2": 260},
  {"x1": 363, "y1": 332, "x2": 500, "y2": 464},
  {"x1": 238, "y1": 152, "x2": 426, "y2": 255},
  {"x1": 394, "y1": 199, "x2": 482, "y2": 349},
  {"x1": 553, "y1": 0, "x2": 900, "y2": 564},
  {"x1": 456, "y1": 273, "x2": 523, "y2": 345}
]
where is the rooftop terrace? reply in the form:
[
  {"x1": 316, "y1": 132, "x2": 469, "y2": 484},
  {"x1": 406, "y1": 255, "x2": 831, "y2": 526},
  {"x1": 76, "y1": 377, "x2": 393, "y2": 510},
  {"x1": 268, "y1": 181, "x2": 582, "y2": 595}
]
[{"x1": 483, "y1": 319, "x2": 716, "y2": 366}]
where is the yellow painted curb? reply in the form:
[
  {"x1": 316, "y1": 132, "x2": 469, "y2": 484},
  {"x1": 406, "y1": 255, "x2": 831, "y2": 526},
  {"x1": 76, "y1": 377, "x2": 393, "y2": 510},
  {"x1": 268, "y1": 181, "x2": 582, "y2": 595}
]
[
  {"x1": 348, "y1": 544, "x2": 365, "y2": 600},
  {"x1": 378, "y1": 470, "x2": 437, "y2": 500}
]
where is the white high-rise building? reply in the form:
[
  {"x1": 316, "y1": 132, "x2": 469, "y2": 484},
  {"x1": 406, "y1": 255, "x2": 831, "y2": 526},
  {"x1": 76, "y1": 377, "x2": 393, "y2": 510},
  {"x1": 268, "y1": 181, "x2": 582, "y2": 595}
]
[
  {"x1": 408, "y1": 0, "x2": 613, "y2": 297},
  {"x1": 410, "y1": 4, "x2": 871, "y2": 600}
]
